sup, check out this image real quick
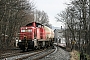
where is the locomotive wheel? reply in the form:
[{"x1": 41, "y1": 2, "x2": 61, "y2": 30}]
[
  {"x1": 22, "y1": 47, "x2": 25, "y2": 52},
  {"x1": 34, "y1": 46, "x2": 38, "y2": 50}
]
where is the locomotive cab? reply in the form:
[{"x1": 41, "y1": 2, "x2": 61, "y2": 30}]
[
  {"x1": 18, "y1": 27, "x2": 35, "y2": 51},
  {"x1": 18, "y1": 22, "x2": 46, "y2": 51}
]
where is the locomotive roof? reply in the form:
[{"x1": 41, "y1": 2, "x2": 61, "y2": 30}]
[{"x1": 26, "y1": 22, "x2": 43, "y2": 27}]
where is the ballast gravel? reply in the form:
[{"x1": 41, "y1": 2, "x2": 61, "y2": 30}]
[{"x1": 40, "y1": 47, "x2": 70, "y2": 60}]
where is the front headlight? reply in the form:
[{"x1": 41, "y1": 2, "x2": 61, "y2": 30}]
[{"x1": 19, "y1": 40, "x2": 22, "y2": 42}]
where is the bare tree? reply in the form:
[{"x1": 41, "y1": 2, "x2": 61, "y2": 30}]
[
  {"x1": 0, "y1": 0, "x2": 35, "y2": 49},
  {"x1": 34, "y1": 10, "x2": 51, "y2": 27}
]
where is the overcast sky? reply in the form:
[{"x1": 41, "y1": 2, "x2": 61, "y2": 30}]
[{"x1": 33, "y1": 0, "x2": 71, "y2": 28}]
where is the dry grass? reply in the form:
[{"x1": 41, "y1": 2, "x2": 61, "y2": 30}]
[{"x1": 70, "y1": 50, "x2": 80, "y2": 60}]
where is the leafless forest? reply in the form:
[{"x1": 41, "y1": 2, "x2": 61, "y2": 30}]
[{"x1": 56, "y1": 0, "x2": 90, "y2": 55}]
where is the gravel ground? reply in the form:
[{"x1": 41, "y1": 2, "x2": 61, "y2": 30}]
[
  {"x1": 40, "y1": 47, "x2": 70, "y2": 60},
  {"x1": 0, "y1": 48, "x2": 21, "y2": 56}
]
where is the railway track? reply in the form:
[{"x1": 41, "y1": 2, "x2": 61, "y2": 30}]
[
  {"x1": 15, "y1": 49, "x2": 47, "y2": 60},
  {"x1": 0, "y1": 49, "x2": 44, "y2": 60},
  {"x1": 16, "y1": 48, "x2": 55, "y2": 60},
  {"x1": 0, "y1": 47, "x2": 56, "y2": 60},
  {"x1": 0, "y1": 50, "x2": 22, "y2": 59}
]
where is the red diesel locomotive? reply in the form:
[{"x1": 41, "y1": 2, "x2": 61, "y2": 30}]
[{"x1": 18, "y1": 22, "x2": 54, "y2": 51}]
